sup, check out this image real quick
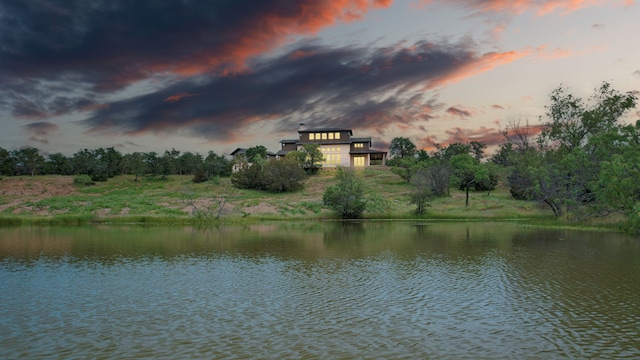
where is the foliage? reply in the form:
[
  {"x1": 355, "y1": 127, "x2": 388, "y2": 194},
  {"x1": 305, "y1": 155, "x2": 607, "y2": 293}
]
[
  {"x1": 503, "y1": 82, "x2": 638, "y2": 223},
  {"x1": 231, "y1": 158, "x2": 306, "y2": 193},
  {"x1": 73, "y1": 174, "x2": 95, "y2": 186},
  {"x1": 192, "y1": 169, "x2": 208, "y2": 183},
  {"x1": 410, "y1": 169, "x2": 434, "y2": 215},
  {"x1": 389, "y1": 137, "x2": 417, "y2": 159},
  {"x1": 245, "y1": 145, "x2": 268, "y2": 162},
  {"x1": 288, "y1": 144, "x2": 323, "y2": 174},
  {"x1": 323, "y1": 167, "x2": 367, "y2": 219},
  {"x1": 262, "y1": 157, "x2": 307, "y2": 192},
  {"x1": 450, "y1": 154, "x2": 489, "y2": 207}
]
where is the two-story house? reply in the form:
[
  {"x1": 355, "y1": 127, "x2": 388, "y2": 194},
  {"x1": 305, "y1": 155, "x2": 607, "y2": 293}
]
[{"x1": 277, "y1": 127, "x2": 387, "y2": 167}]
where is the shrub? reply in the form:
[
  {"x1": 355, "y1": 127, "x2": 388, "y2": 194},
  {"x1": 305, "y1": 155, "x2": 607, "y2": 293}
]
[
  {"x1": 192, "y1": 169, "x2": 208, "y2": 183},
  {"x1": 262, "y1": 158, "x2": 307, "y2": 192},
  {"x1": 323, "y1": 167, "x2": 367, "y2": 219},
  {"x1": 73, "y1": 174, "x2": 95, "y2": 186}
]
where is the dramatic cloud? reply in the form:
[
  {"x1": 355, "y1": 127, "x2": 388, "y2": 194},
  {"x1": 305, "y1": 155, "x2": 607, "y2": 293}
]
[
  {"x1": 0, "y1": 0, "x2": 391, "y2": 118},
  {"x1": 420, "y1": 0, "x2": 622, "y2": 16},
  {"x1": 22, "y1": 121, "x2": 59, "y2": 136},
  {"x1": 80, "y1": 39, "x2": 529, "y2": 142}
]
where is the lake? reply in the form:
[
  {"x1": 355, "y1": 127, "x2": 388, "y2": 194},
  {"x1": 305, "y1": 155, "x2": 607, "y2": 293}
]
[{"x1": 1, "y1": 222, "x2": 639, "y2": 359}]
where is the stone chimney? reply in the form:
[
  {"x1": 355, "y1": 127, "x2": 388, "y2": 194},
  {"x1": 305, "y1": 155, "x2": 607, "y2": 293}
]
[{"x1": 298, "y1": 123, "x2": 306, "y2": 131}]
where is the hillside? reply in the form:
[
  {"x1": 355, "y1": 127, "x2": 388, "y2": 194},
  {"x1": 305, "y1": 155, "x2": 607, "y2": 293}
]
[{"x1": 0, "y1": 167, "x2": 551, "y2": 223}]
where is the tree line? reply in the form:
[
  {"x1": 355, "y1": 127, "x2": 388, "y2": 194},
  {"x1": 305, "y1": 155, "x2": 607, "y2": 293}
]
[
  {"x1": 0, "y1": 147, "x2": 232, "y2": 181},
  {"x1": 386, "y1": 82, "x2": 640, "y2": 233}
]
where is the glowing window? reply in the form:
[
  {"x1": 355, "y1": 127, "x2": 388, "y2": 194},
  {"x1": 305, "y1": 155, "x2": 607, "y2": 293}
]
[
  {"x1": 328, "y1": 133, "x2": 334, "y2": 140},
  {"x1": 354, "y1": 143, "x2": 363, "y2": 148},
  {"x1": 309, "y1": 133, "x2": 314, "y2": 140},
  {"x1": 354, "y1": 156, "x2": 365, "y2": 166},
  {"x1": 335, "y1": 132, "x2": 340, "y2": 139},
  {"x1": 321, "y1": 133, "x2": 327, "y2": 140}
]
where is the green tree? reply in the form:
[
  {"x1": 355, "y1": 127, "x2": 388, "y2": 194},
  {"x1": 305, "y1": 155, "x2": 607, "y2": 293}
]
[
  {"x1": 0, "y1": 147, "x2": 15, "y2": 176},
  {"x1": 263, "y1": 157, "x2": 307, "y2": 192},
  {"x1": 507, "y1": 82, "x2": 638, "y2": 218},
  {"x1": 410, "y1": 168, "x2": 434, "y2": 215},
  {"x1": 122, "y1": 152, "x2": 147, "y2": 181},
  {"x1": 322, "y1": 167, "x2": 367, "y2": 219},
  {"x1": 204, "y1": 151, "x2": 232, "y2": 178},
  {"x1": 44, "y1": 153, "x2": 73, "y2": 175},
  {"x1": 12, "y1": 147, "x2": 45, "y2": 176},
  {"x1": 450, "y1": 154, "x2": 489, "y2": 207},
  {"x1": 289, "y1": 144, "x2": 323, "y2": 174},
  {"x1": 389, "y1": 137, "x2": 417, "y2": 160},
  {"x1": 245, "y1": 145, "x2": 268, "y2": 162}
]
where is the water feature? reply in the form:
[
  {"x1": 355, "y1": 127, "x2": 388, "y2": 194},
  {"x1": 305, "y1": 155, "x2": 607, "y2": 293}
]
[{"x1": 1, "y1": 222, "x2": 639, "y2": 358}]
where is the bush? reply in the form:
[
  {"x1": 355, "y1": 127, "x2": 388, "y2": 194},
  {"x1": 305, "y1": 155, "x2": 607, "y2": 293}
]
[
  {"x1": 262, "y1": 158, "x2": 307, "y2": 192},
  {"x1": 323, "y1": 167, "x2": 367, "y2": 219},
  {"x1": 231, "y1": 158, "x2": 307, "y2": 193},
  {"x1": 73, "y1": 174, "x2": 95, "y2": 186},
  {"x1": 90, "y1": 172, "x2": 108, "y2": 182},
  {"x1": 192, "y1": 169, "x2": 208, "y2": 183}
]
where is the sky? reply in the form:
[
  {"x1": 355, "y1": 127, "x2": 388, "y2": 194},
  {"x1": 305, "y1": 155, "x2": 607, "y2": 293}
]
[{"x1": 1, "y1": 0, "x2": 639, "y2": 157}]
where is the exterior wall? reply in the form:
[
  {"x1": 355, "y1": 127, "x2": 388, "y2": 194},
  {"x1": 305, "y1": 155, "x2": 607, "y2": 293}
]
[
  {"x1": 319, "y1": 144, "x2": 351, "y2": 167},
  {"x1": 302, "y1": 130, "x2": 351, "y2": 144},
  {"x1": 282, "y1": 143, "x2": 297, "y2": 151},
  {"x1": 350, "y1": 142, "x2": 370, "y2": 151}
]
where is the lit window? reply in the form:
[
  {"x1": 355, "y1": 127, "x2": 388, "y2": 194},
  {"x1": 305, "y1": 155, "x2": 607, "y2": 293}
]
[
  {"x1": 315, "y1": 133, "x2": 321, "y2": 139},
  {"x1": 322, "y1": 133, "x2": 327, "y2": 140},
  {"x1": 309, "y1": 133, "x2": 314, "y2": 140},
  {"x1": 335, "y1": 132, "x2": 340, "y2": 139},
  {"x1": 354, "y1": 143, "x2": 363, "y2": 148},
  {"x1": 328, "y1": 133, "x2": 334, "y2": 140}
]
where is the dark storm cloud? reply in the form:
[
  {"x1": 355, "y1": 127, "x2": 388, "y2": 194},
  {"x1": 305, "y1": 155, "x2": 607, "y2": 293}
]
[
  {"x1": 22, "y1": 121, "x2": 59, "y2": 135},
  {"x1": 0, "y1": 0, "x2": 390, "y2": 117},
  {"x1": 81, "y1": 39, "x2": 521, "y2": 141}
]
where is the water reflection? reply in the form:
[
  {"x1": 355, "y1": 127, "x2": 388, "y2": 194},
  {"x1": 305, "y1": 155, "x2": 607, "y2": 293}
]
[{"x1": 1, "y1": 222, "x2": 639, "y2": 359}]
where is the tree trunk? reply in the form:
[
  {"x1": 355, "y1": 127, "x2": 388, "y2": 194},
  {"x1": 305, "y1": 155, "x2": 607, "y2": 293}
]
[{"x1": 465, "y1": 185, "x2": 469, "y2": 207}]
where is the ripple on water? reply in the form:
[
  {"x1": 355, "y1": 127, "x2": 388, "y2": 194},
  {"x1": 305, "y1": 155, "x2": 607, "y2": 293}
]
[{"x1": 1, "y1": 236, "x2": 640, "y2": 359}]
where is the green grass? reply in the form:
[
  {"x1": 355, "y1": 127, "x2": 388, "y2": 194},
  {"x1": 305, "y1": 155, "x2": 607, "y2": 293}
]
[{"x1": 0, "y1": 169, "x2": 571, "y2": 226}]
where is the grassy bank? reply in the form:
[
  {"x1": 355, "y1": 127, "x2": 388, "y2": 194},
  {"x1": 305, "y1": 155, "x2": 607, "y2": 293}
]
[{"x1": 0, "y1": 167, "x2": 559, "y2": 225}]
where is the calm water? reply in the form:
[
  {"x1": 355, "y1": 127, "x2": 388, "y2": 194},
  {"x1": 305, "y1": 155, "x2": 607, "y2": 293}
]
[{"x1": 1, "y1": 222, "x2": 639, "y2": 359}]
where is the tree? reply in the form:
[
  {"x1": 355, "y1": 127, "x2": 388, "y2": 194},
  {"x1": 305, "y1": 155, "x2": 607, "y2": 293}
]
[
  {"x1": 263, "y1": 157, "x2": 307, "y2": 192},
  {"x1": 289, "y1": 144, "x2": 323, "y2": 174},
  {"x1": 323, "y1": 167, "x2": 367, "y2": 219},
  {"x1": 389, "y1": 137, "x2": 417, "y2": 160},
  {"x1": 507, "y1": 82, "x2": 638, "y2": 218},
  {"x1": 178, "y1": 151, "x2": 204, "y2": 175},
  {"x1": 204, "y1": 151, "x2": 232, "y2": 178},
  {"x1": 410, "y1": 169, "x2": 434, "y2": 215},
  {"x1": 245, "y1": 145, "x2": 268, "y2": 162},
  {"x1": 122, "y1": 152, "x2": 147, "y2": 181},
  {"x1": 0, "y1": 147, "x2": 15, "y2": 176},
  {"x1": 450, "y1": 154, "x2": 489, "y2": 207},
  {"x1": 45, "y1": 153, "x2": 73, "y2": 175},
  {"x1": 12, "y1": 147, "x2": 45, "y2": 176}
]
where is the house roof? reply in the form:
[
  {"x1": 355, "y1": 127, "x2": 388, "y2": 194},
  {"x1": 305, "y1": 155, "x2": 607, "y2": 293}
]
[
  {"x1": 298, "y1": 128, "x2": 353, "y2": 135},
  {"x1": 350, "y1": 149, "x2": 388, "y2": 155},
  {"x1": 350, "y1": 137, "x2": 372, "y2": 143},
  {"x1": 230, "y1": 147, "x2": 246, "y2": 156}
]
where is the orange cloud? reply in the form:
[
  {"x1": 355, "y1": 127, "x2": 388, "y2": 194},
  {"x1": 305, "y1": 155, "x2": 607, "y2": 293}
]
[
  {"x1": 427, "y1": 49, "x2": 532, "y2": 89},
  {"x1": 164, "y1": 92, "x2": 200, "y2": 103},
  {"x1": 417, "y1": 0, "x2": 622, "y2": 16},
  {"x1": 164, "y1": 0, "x2": 393, "y2": 78}
]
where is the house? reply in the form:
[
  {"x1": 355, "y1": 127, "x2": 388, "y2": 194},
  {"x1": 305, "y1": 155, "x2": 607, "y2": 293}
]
[
  {"x1": 230, "y1": 147, "x2": 278, "y2": 172},
  {"x1": 277, "y1": 127, "x2": 387, "y2": 167}
]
